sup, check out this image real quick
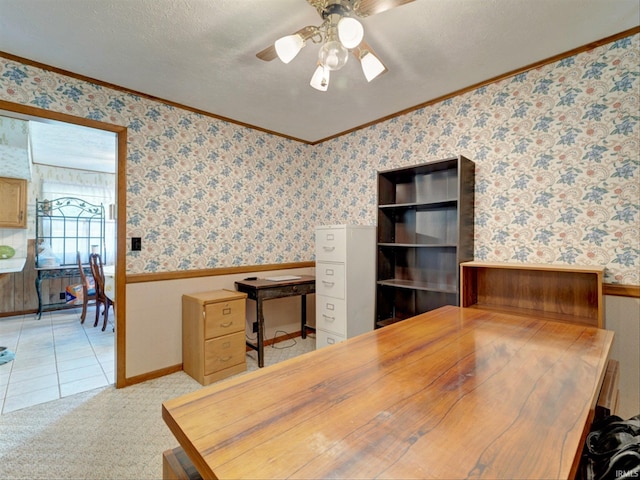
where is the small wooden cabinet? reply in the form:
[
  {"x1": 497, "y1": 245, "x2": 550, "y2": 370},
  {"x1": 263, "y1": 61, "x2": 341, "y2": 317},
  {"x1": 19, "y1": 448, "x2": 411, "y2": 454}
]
[
  {"x1": 460, "y1": 261, "x2": 604, "y2": 327},
  {"x1": 0, "y1": 177, "x2": 27, "y2": 228},
  {"x1": 182, "y1": 289, "x2": 248, "y2": 385}
]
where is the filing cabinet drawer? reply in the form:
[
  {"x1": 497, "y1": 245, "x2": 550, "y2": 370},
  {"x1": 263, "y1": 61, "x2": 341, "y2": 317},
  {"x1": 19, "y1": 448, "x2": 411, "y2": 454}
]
[
  {"x1": 316, "y1": 329, "x2": 346, "y2": 348},
  {"x1": 204, "y1": 299, "x2": 245, "y2": 339},
  {"x1": 317, "y1": 262, "x2": 345, "y2": 299},
  {"x1": 315, "y1": 224, "x2": 375, "y2": 351},
  {"x1": 204, "y1": 331, "x2": 246, "y2": 375},
  {"x1": 316, "y1": 296, "x2": 347, "y2": 336},
  {"x1": 316, "y1": 228, "x2": 346, "y2": 262}
]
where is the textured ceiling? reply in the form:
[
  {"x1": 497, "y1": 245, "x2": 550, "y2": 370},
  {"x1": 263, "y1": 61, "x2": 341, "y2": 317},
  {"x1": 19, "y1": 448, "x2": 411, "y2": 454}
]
[{"x1": 0, "y1": 0, "x2": 638, "y2": 144}]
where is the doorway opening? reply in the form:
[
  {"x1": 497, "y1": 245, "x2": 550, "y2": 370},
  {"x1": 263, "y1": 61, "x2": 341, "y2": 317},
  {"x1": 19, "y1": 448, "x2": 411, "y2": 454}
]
[{"x1": 0, "y1": 100, "x2": 126, "y2": 393}]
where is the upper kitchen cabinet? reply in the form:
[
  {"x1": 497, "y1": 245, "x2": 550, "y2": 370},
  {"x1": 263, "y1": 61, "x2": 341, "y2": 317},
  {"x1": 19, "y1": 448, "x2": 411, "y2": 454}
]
[{"x1": 0, "y1": 176, "x2": 27, "y2": 228}]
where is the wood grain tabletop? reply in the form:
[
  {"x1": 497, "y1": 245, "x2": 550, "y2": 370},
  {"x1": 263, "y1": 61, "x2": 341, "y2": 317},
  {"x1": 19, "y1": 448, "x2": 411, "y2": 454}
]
[{"x1": 163, "y1": 305, "x2": 613, "y2": 479}]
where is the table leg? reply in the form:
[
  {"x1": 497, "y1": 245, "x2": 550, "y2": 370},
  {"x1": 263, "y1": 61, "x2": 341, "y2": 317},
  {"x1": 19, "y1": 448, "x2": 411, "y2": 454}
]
[
  {"x1": 257, "y1": 298, "x2": 265, "y2": 368},
  {"x1": 35, "y1": 273, "x2": 43, "y2": 320},
  {"x1": 301, "y1": 294, "x2": 307, "y2": 339}
]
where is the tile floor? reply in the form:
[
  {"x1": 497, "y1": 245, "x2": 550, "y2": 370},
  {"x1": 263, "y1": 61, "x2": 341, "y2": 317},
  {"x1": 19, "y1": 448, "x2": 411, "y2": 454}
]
[{"x1": 0, "y1": 306, "x2": 114, "y2": 415}]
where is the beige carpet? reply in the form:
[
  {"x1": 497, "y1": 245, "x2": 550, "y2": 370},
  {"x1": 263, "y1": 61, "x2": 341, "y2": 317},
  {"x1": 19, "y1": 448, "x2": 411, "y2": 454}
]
[{"x1": 0, "y1": 336, "x2": 315, "y2": 479}]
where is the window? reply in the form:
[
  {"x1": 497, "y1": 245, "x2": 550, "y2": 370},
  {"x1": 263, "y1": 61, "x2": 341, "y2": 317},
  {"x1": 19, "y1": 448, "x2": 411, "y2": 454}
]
[{"x1": 42, "y1": 181, "x2": 116, "y2": 265}]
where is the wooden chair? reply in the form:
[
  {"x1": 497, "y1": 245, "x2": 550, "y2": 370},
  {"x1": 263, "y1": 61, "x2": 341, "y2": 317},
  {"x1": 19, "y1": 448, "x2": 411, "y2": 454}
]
[
  {"x1": 76, "y1": 252, "x2": 97, "y2": 324},
  {"x1": 89, "y1": 253, "x2": 114, "y2": 331}
]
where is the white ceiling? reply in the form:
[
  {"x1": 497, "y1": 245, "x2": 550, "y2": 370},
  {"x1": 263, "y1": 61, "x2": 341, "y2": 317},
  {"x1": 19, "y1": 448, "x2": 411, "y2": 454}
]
[
  {"x1": 0, "y1": 110, "x2": 117, "y2": 174},
  {"x1": 0, "y1": 0, "x2": 638, "y2": 144},
  {"x1": 29, "y1": 121, "x2": 117, "y2": 173}
]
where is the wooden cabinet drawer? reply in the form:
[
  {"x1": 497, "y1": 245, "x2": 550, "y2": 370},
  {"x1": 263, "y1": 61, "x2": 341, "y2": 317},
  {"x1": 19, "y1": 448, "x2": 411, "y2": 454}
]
[
  {"x1": 204, "y1": 299, "x2": 245, "y2": 339},
  {"x1": 316, "y1": 228, "x2": 346, "y2": 262},
  {"x1": 204, "y1": 331, "x2": 246, "y2": 374},
  {"x1": 316, "y1": 328, "x2": 346, "y2": 348},
  {"x1": 316, "y1": 296, "x2": 346, "y2": 336},
  {"x1": 183, "y1": 290, "x2": 247, "y2": 385},
  {"x1": 317, "y1": 262, "x2": 345, "y2": 299}
]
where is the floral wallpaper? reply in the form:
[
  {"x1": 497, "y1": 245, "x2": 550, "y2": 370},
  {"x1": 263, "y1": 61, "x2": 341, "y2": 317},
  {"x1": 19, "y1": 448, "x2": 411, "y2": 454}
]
[
  {"x1": 0, "y1": 61, "x2": 313, "y2": 272},
  {"x1": 0, "y1": 33, "x2": 638, "y2": 284},
  {"x1": 314, "y1": 34, "x2": 640, "y2": 284}
]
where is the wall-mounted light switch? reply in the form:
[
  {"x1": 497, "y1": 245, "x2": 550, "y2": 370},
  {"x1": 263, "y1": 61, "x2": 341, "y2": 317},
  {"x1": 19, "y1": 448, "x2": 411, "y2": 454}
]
[{"x1": 131, "y1": 237, "x2": 142, "y2": 251}]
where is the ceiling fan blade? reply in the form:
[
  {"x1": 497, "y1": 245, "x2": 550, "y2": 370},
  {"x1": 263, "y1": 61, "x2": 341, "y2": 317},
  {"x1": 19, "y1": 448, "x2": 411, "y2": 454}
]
[
  {"x1": 256, "y1": 44, "x2": 278, "y2": 62},
  {"x1": 255, "y1": 26, "x2": 320, "y2": 62},
  {"x1": 355, "y1": 0, "x2": 416, "y2": 17}
]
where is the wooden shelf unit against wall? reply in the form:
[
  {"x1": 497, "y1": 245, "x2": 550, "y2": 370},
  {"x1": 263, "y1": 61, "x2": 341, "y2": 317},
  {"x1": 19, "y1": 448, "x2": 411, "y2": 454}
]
[
  {"x1": 376, "y1": 156, "x2": 475, "y2": 328},
  {"x1": 460, "y1": 261, "x2": 604, "y2": 327}
]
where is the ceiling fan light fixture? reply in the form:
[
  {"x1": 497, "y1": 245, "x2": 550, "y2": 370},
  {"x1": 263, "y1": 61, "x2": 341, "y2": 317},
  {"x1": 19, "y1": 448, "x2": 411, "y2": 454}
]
[
  {"x1": 319, "y1": 39, "x2": 349, "y2": 71},
  {"x1": 258, "y1": 0, "x2": 414, "y2": 88},
  {"x1": 310, "y1": 64, "x2": 330, "y2": 91},
  {"x1": 275, "y1": 34, "x2": 305, "y2": 64},
  {"x1": 337, "y1": 17, "x2": 364, "y2": 49},
  {"x1": 360, "y1": 50, "x2": 386, "y2": 82}
]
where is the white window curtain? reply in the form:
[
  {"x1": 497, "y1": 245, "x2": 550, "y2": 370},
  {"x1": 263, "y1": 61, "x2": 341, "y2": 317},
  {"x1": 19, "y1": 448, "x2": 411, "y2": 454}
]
[{"x1": 42, "y1": 181, "x2": 116, "y2": 265}]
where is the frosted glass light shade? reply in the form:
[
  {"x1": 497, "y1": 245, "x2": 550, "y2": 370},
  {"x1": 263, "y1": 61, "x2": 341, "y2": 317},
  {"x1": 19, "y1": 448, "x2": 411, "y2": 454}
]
[
  {"x1": 337, "y1": 17, "x2": 364, "y2": 49},
  {"x1": 360, "y1": 51, "x2": 386, "y2": 82},
  {"x1": 310, "y1": 65, "x2": 330, "y2": 91},
  {"x1": 275, "y1": 34, "x2": 304, "y2": 64},
  {"x1": 319, "y1": 40, "x2": 349, "y2": 71}
]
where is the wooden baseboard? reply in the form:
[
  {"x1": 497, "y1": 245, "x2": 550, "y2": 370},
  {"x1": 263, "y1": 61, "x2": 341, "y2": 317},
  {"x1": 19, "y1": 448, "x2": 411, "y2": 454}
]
[
  {"x1": 127, "y1": 331, "x2": 309, "y2": 387},
  {"x1": 246, "y1": 329, "x2": 308, "y2": 351},
  {"x1": 0, "y1": 307, "x2": 76, "y2": 318},
  {"x1": 0, "y1": 309, "x2": 37, "y2": 318},
  {"x1": 124, "y1": 363, "x2": 183, "y2": 387}
]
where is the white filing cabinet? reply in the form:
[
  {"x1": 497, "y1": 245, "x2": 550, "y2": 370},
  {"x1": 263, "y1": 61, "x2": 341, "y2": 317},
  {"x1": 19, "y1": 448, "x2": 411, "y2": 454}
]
[{"x1": 315, "y1": 224, "x2": 375, "y2": 349}]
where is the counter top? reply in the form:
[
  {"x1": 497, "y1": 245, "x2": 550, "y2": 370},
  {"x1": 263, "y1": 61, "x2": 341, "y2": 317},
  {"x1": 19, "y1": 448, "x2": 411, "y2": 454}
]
[{"x1": 0, "y1": 257, "x2": 26, "y2": 274}]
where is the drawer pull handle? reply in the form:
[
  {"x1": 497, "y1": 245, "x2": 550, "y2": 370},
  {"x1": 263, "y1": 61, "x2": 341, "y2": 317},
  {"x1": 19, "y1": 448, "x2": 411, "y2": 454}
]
[
  {"x1": 322, "y1": 280, "x2": 335, "y2": 286},
  {"x1": 220, "y1": 355, "x2": 232, "y2": 362},
  {"x1": 323, "y1": 314, "x2": 335, "y2": 322},
  {"x1": 323, "y1": 246, "x2": 335, "y2": 251},
  {"x1": 220, "y1": 321, "x2": 232, "y2": 328},
  {"x1": 222, "y1": 307, "x2": 231, "y2": 315},
  {"x1": 327, "y1": 338, "x2": 335, "y2": 345}
]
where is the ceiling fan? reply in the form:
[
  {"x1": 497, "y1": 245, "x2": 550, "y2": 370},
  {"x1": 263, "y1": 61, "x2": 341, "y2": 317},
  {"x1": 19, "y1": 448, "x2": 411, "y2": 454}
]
[{"x1": 256, "y1": 0, "x2": 415, "y2": 91}]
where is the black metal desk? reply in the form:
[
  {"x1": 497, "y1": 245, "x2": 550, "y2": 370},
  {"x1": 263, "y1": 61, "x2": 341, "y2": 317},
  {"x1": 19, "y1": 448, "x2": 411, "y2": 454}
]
[{"x1": 235, "y1": 275, "x2": 315, "y2": 367}]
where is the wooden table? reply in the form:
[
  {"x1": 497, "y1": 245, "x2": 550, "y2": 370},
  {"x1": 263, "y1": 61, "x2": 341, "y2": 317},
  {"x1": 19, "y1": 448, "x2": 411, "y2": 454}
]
[
  {"x1": 234, "y1": 275, "x2": 315, "y2": 367},
  {"x1": 103, "y1": 264, "x2": 115, "y2": 301},
  {"x1": 162, "y1": 305, "x2": 613, "y2": 480}
]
